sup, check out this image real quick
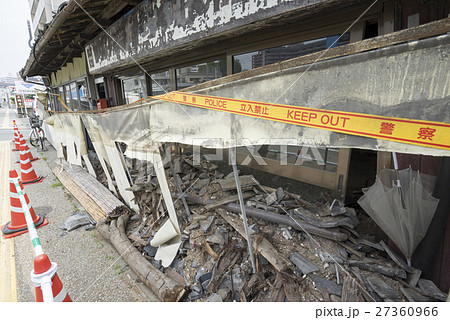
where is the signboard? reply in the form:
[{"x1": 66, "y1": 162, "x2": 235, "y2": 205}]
[
  {"x1": 14, "y1": 81, "x2": 45, "y2": 94},
  {"x1": 15, "y1": 94, "x2": 25, "y2": 108}
]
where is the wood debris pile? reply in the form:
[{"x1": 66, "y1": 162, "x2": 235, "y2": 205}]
[{"x1": 101, "y1": 151, "x2": 448, "y2": 302}]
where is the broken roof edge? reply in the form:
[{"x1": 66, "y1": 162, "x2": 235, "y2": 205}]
[
  {"x1": 21, "y1": 0, "x2": 92, "y2": 79},
  {"x1": 46, "y1": 28, "x2": 450, "y2": 118}
]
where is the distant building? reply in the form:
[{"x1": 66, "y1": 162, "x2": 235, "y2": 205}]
[
  {"x1": 0, "y1": 75, "x2": 20, "y2": 88},
  {"x1": 29, "y1": 0, "x2": 67, "y2": 38}
]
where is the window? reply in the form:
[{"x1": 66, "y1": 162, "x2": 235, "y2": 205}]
[
  {"x1": 77, "y1": 80, "x2": 90, "y2": 110},
  {"x1": 233, "y1": 33, "x2": 350, "y2": 73},
  {"x1": 364, "y1": 20, "x2": 378, "y2": 39},
  {"x1": 57, "y1": 87, "x2": 64, "y2": 111},
  {"x1": 151, "y1": 71, "x2": 171, "y2": 96},
  {"x1": 70, "y1": 82, "x2": 78, "y2": 110},
  {"x1": 176, "y1": 59, "x2": 226, "y2": 90},
  {"x1": 123, "y1": 75, "x2": 146, "y2": 104},
  {"x1": 64, "y1": 84, "x2": 71, "y2": 109}
]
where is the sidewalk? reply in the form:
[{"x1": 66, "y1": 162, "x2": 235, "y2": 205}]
[{"x1": 0, "y1": 109, "x2": 157, "y2": 301}]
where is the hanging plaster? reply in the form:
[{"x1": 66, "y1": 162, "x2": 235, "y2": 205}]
[
  {"x1": 82, "y1": 154, "x2": 96, "y2": 178},
  {"x1": 103, "y1": 144, "x2": 139, "y2": 212},
  {"x1": 148, "y1": 145, "x2": 181, "y2": 268},
  {"x1": 100, "y1": 155, "x2": 117, "y2": 194},
  {"x1": 45, "y1": 115, "x2": 64, "y2": 159},
  {"x1": 81, "y1": 116, "x2": 118, "y2": 194}
]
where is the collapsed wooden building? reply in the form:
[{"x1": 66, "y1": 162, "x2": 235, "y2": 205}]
[{"x1": 21, "y1": 0, "x2": 450, "y2": 301}]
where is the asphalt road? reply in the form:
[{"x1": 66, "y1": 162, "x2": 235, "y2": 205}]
[{"x1": 0, "y1": 107, "x2": 157, "y2": 302}]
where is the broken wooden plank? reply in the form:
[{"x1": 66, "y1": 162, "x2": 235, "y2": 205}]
[
  {"x1": 367, "y1": 276, "x2": 402, "y2": 301},
  {"x1": 54, "y1": 163, "x2": 130, "y2": 221},
  {"x1": 208, "y1": 240, "x2": 241, "y2": 293},
  {"x1": 176, "y1": 192, "x2": 348, "y2": 241},
  {"x1": 217, "y1": 175, "x2": 258, "y2": 191},
  {"x1": 350, "y1": 267, "x2": 375, "y2": 302},
  {"x1": 53, "y1": 165, "x2": 107, "y2": 222},
  {"x1": 339, "y1": 242, "x2": 365, "y2": 259},
  {"x1": 349, "y1": 260, "x2": 407, "y2": 279},
  {"x1": 321, "y1": 288, "x2": 331, "y2": 301},
  {"x1": 341, "y1": 275, "x2": 363, "y2": 302},
  {"x1": 282, "y1": 274, "x2": 302, "y2": 302},
  {"x1": 241, "y1": 273, "x2": 266, "y2": 302},
  {"x1": 205, "y1": 191, "x2": 254, "y2": 210},
  {"x1": 218, "y1": 208, "x2": 293, "y2": 272},
  {"x1": 268, "y1": 273, "x2": 286, "y2": 302},
  {"x1": 201, "y1": 238, "x2": 219, "y2": 260},
  {"x1": 60, "y1": 163, "x2": 130, "y2": 218},
  {"x1": 290, "y1": 251, "x2": 319, "y2": 275},
  {"x1": 165, "y1": 267, "x2": 186, "y2": 288},
  {"x1": 128, "y1": 233, "x2": 149, "y2": 246}
]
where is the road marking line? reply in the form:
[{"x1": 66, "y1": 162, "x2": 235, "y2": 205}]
[
  {"x1": 0, "y1": 140, "x2": 17, "y2": 302},
  {"x1": 1, "y1": 108, "x2": 10, "y2": 129}
]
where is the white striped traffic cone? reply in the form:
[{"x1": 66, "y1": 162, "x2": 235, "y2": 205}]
[
  {"x1": 1, "y1": 170, "x2": 48, "y2": 239},
  {"x1": 12, "y1": 129, "x2": 20, "y2": 151},
  {"x1": 31, "y1": 254, "x2": 72, "y2": 302},
  {"x1": 15, "y1": 142, "x2": 39, "y2": 163},
  {"x1": 19, "y1": 145, "x2": 43, "y2": 184}
]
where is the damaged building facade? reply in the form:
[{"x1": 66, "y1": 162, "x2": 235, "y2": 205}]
[{"x1": 21, "y1": 0, "x2": 450, "y2": 301}]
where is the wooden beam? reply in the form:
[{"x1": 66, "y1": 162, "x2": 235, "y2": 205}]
[
  {"x1": 50, "y1": 0, "x2": 129, "y2": 65},
  {"x1": 217, "y1": 208, "x2": 294, "y2": 272}
]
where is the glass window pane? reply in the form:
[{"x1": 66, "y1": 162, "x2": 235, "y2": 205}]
[
  {"x1": 77, "y1": 81, "x2": 90, "y2": 110},
  {"x1": 123, "y1": 75, "x2": 146, "y2": 104},
  {"x1": 151, "y1": 71, "x2": 171, "y2": 96},
  {"x1": 233, "y1": 33, "x2": 350, "y2": 73},
  {"x1": 176, "y1": 59, "x2": 226, "y2": 90},
  {"x1": 58, "y1": 87, "x2": 64, "y2": 111},
  {"x1": 70, "y1": 82, "x2": 78, "y2": 110},
  {"x1": 64, "y1": 84, "x2": 71, "y2": 109}
]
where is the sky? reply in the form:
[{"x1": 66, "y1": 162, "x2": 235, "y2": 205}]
[{"x1": 0, "y1": 0, "x2": 33, "y2": 77}]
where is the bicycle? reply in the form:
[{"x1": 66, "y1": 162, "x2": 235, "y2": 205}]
[{"x1": 29, "y1": 114, "x2": 47, "y2": 151}]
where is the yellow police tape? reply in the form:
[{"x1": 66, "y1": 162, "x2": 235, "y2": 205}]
[{"x1": 154, "y1": 91, "x2": 450, "y2": 151}]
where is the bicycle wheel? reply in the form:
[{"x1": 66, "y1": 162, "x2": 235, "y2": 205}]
[
  {"x1": 38, "y1": 128, "x2": 46, "y2": 150},
  {"x1": 29, "y1": 129, "x2": 40, "y2": 147}
]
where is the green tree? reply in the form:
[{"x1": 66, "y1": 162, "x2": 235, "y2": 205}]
[{"x1": 233, "y1": 58, "x2": 242, "y2": 73}]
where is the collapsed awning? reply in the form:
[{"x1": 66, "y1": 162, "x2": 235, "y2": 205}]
[{"x1": 21, "y1": 0, "x2": 142, "y2": 78}]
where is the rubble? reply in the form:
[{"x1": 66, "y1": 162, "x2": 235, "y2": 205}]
[
  {"x1": 63, "y1": 211, "x2": 96, "y2": 231},
  {"x1": 86, "y1": 150, "x2": 449, "y2": 302}
]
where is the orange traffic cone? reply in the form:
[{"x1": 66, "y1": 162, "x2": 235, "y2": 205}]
[
  {"x1": 24, "y1": 144, "x2": 40, "y2": 162},
  {"x1": 1, "y1": 170, "x2": 48, "y2": 239},
  {"x1": 19, "y1": 133, "x2": 26, "y2": 147},
  {"x1": 31, "y1": 254, "x2": 72, "y2": 302},
  {"x1": 19, "y1": 145, "x2": 44, "y2": 184},
  {"x1": 12, "y1": 120, "x2": 19, "y2": 142},
  {"x1": 12, "y1": 130, "x2": 20, "y2": 152},
  {"x1": 15, "y1": 143, "x2": 39, "y2": 163}
]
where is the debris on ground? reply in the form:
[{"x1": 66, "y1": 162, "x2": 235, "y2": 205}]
[
  {"x1": 86, "y1": 150, "x2": 449, "y2": 302},
  {"x1": 63, "y1": 211, "x2": 96, "y2": 231}
]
